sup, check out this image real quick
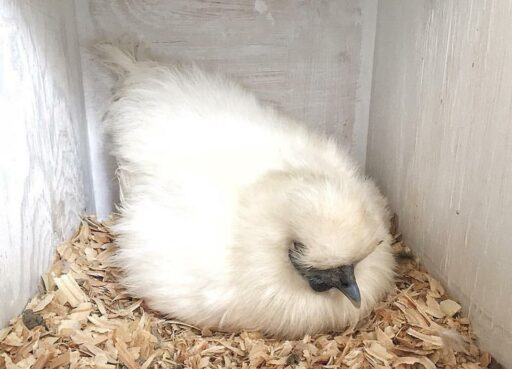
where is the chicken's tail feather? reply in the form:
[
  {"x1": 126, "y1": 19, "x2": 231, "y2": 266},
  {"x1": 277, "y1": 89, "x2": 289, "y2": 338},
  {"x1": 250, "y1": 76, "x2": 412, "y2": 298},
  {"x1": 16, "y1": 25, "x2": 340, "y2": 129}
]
[{"x1": 93, "y1": 40, "x2": 149, "y2": 78}]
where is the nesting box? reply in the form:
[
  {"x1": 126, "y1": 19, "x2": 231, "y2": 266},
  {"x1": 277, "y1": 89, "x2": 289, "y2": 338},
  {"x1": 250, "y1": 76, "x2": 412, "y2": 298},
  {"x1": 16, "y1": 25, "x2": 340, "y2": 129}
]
[{"x1": 1, "y1": 1, "x2": 511, "y2": 367}]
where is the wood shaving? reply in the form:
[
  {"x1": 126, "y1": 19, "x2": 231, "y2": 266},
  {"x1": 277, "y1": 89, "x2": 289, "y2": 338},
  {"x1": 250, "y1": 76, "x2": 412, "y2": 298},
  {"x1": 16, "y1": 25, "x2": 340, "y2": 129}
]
[
  {"x1": 439, "y1": 299, "x2": 462, "y2": 318},
  {"x1": 0, "y1": 218, "x2": 497, "y2": 368}
]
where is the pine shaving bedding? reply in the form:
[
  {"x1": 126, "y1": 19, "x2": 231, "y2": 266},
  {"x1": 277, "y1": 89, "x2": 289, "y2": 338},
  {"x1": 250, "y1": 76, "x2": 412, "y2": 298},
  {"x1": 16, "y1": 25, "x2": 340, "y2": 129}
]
[{"x1": 0, "y1": 218, "x2": 500, "y2": 369}]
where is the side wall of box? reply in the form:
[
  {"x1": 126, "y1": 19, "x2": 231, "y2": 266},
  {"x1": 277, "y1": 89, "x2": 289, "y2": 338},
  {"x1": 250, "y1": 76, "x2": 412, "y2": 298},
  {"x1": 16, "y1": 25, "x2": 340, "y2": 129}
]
[
  {"x1": 0, "y1": 0, "x2": 94, "y2": 327},
  {"x1": 367, "y1": 1, "x2": 512, "y2": 366}
]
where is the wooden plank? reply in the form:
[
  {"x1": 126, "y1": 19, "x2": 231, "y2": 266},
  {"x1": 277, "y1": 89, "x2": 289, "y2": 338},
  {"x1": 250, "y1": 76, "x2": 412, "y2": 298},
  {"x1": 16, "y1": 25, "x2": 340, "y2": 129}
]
[
  {"x1": 0, "y1": 0, "x2": 93, "y2": 327},
  {"x1": 368, "y1": 1, "x2": 512, "y2": 367}
]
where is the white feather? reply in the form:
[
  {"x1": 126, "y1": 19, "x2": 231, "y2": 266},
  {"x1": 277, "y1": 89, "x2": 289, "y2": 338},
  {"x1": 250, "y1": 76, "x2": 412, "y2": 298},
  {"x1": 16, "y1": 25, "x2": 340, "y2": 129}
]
[
  {"x1": 98, "y1": 43, "x2": 396, "y2": 338},
  {"x1": 439, "y1": 328, "x2": 467, "y2": 352}
]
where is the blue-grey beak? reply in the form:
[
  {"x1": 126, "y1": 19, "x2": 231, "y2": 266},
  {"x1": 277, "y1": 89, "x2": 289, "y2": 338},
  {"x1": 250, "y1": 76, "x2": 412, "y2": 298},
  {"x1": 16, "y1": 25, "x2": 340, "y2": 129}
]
[{"x1": 335, "y1": 265, "x2": 361, "y2": 307}]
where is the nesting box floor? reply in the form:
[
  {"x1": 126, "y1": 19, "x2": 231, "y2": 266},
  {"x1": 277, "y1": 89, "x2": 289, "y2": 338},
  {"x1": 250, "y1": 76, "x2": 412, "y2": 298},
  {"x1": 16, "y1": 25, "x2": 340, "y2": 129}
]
[{"x1": 0, "y1": 218, "x2": 497, "y2": 369}]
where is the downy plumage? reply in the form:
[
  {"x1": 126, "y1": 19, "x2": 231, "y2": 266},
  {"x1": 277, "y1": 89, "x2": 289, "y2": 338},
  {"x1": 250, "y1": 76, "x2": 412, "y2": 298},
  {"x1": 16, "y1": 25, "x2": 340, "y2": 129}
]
[{"x1": 97, "y1": 43, "x2": 395, "y2": 338}]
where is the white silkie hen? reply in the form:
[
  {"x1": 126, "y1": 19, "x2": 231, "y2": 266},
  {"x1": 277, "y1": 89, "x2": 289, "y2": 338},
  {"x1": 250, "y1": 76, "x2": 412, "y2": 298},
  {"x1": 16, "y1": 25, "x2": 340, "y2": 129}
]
[{"x1": 97, "y1": 44, "x2": 395, "y2": 338}]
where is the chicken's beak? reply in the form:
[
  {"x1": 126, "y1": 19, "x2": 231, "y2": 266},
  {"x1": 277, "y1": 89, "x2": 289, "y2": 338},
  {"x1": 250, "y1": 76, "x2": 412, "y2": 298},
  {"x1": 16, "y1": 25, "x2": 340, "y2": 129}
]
[{"x1": 336, "y1": 265, "x2": 361, "y2": 308}]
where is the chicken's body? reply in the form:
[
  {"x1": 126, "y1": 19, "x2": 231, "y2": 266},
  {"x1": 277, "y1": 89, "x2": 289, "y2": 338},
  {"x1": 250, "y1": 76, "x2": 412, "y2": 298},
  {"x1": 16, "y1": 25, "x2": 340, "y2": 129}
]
[{"x1": 100, "y1": 45, "x2": 395, "y2": 338}]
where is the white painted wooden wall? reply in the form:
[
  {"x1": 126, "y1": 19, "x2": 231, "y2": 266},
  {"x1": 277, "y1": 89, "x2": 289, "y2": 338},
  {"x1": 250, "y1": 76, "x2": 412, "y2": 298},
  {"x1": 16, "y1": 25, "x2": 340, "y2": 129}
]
[
  {"x1": 0, "y1": 0, "x2": 94, "y2": 327},
  {"x1": 75, "y1": 0, "x2": 378, "y2": 219},
  {"x1": 367, "y1": 1, "x2": 512, "y2": 367}
]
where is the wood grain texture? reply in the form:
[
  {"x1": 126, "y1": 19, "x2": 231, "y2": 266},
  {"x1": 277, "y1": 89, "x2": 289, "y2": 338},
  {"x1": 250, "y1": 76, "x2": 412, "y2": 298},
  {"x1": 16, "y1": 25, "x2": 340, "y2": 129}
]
[
  {"x1": 0, "y1": 0, "x2": 94, "y2": 327},
  {"x1": 75, "y1": 0, "x2": 377, "y2": 218},
  {"x1": 368, "y1": 1, "x2": 512, "y2": 366}
]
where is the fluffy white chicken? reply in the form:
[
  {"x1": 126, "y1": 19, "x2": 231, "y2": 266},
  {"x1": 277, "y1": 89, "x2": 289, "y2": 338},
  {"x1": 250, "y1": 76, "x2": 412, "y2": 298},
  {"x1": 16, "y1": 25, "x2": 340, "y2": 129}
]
[{"x1": 97, "y1": 44, "x2": 395, "y2": 338}]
